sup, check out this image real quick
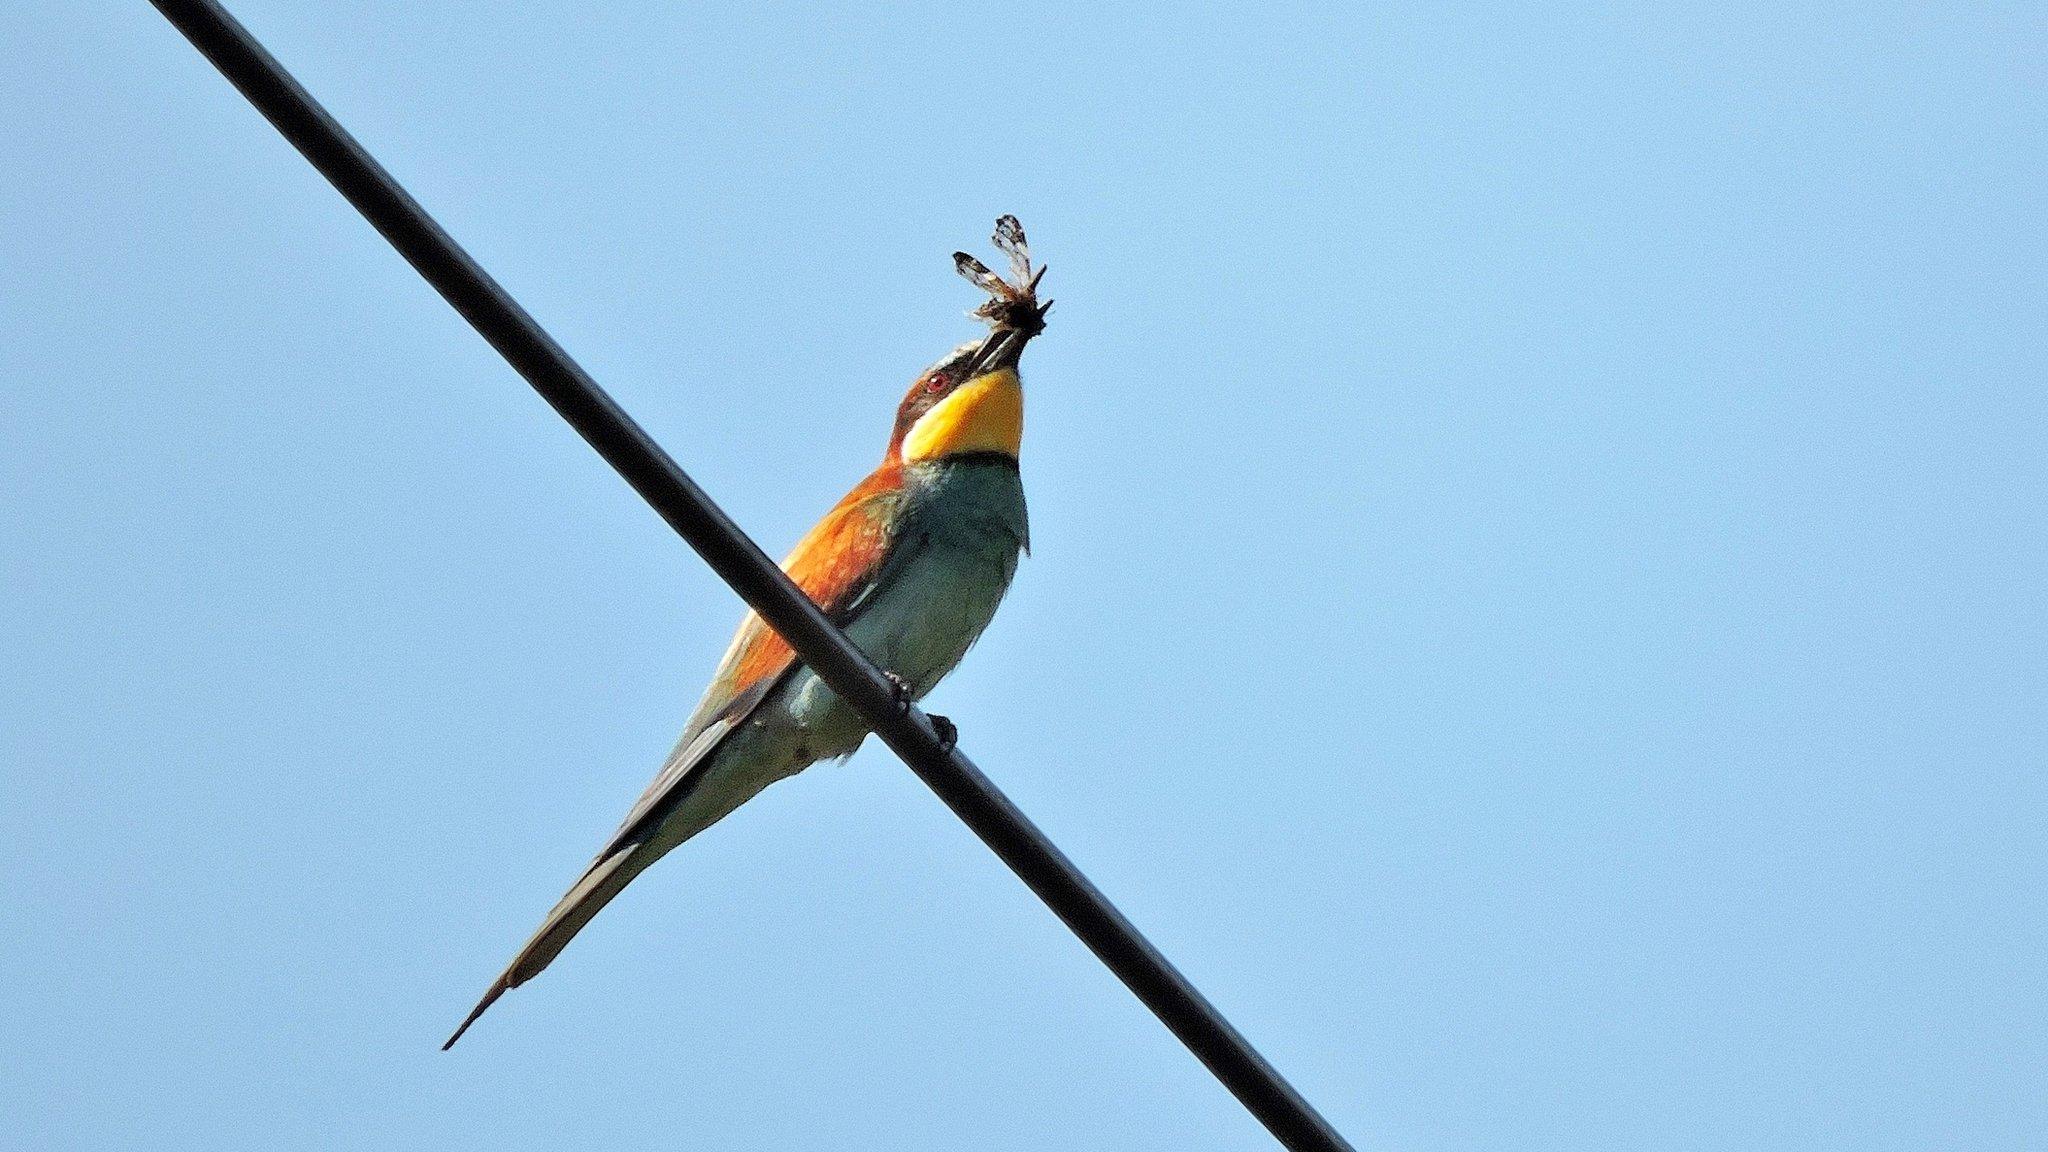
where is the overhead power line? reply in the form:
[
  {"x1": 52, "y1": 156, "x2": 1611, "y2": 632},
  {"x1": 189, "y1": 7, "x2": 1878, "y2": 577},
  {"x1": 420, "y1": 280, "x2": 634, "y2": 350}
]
[{"x1": 145, "y1": 4, "x2": 1357, "y2": 1150}]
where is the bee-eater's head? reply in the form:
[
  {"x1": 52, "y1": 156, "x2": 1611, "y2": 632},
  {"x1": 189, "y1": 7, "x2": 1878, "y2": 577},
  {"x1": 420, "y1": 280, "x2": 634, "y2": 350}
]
[
  {"x1": 890, "y1": 216, "x2": 1049, "y2": 466},
  {"x1": 890, "y1": 332, "x2": 1029, "y2": 464}
]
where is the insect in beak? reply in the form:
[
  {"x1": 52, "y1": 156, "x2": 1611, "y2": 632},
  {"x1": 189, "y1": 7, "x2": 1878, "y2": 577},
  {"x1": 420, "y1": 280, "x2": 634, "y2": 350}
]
[{"x1": 953, "y1": 215, "x2": 1050, "y2": 376}]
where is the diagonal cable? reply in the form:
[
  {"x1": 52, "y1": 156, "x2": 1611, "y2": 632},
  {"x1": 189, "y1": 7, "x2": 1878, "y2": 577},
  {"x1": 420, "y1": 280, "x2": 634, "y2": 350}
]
[{"x1": 144, "y1": 3, "x2": 1356, "y2": 1150}]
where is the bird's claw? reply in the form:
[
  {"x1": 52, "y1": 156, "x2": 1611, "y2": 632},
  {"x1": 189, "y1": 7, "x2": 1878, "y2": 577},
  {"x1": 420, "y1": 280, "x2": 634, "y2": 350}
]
[
  {"x1": 881, "y1": 672, "x2": 953, "y2": 748},
  {"x1": 883, "y1": 671, "x2": 914, "y2": 713}
]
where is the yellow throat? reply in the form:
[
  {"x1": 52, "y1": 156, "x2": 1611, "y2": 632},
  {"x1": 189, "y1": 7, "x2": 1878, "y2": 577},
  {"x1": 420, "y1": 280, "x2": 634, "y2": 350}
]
[{"x1": 901, "y1": 367, "x2": 1024, "y2": 462}]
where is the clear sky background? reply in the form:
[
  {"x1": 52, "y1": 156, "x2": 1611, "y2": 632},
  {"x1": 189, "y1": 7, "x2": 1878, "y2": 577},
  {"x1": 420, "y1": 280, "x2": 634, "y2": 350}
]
[{"x1": 2, "y1": 3, "x2": 2042, "y2": 1150}]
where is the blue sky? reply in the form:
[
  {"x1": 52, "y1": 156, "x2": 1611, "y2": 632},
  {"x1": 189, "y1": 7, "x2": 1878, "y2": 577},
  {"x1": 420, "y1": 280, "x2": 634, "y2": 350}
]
[{"x1": 2, "y1": 3, "x2": 2043, "y2": 1149}]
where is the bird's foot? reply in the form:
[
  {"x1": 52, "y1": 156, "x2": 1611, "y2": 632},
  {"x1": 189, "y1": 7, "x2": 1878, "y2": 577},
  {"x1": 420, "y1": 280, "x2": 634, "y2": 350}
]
[
  {"x1": 883, "y1": 671, "x2": 915, "y2": 713},
  {"x1": 880, "y1": 671, "x2": 952, "y2": 748}
]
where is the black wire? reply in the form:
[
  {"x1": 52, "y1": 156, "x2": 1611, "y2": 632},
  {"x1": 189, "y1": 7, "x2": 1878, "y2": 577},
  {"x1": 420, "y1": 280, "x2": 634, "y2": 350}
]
[{"x1": 144, "y1": 3, "x2": 1357, "y2": 1149}]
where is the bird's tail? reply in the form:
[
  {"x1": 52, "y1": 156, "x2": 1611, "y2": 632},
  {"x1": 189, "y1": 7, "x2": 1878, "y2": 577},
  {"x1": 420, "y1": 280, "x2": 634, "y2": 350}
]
[
  {"x1": 441, "y1": 839, "x2": 661, "y2": 1050},
  {"x1": 442, "y1": 696, "x2": 771, "y2": 1048}
]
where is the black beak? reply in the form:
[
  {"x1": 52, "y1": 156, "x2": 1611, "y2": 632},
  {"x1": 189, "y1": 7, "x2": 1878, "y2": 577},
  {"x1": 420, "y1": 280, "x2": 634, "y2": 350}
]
[
  {"x1": 963, "y1": 290, "x2": 1052, "y2": 378},
  {"x1": 963, "y1": 325, "x2": 1029, "y2": 378}
]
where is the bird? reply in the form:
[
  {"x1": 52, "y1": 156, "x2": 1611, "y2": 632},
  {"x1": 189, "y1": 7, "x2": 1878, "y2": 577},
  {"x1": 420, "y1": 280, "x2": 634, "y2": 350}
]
[{"x1": 443, "y1": 218, "x2": 1050, "y2": 1048}]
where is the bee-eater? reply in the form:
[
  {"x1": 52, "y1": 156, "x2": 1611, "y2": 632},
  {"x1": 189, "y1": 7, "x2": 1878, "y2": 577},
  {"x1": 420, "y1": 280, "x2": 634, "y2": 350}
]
[{"x1": 444, "y1": 218, "x2": 1049, "y2": 1048}]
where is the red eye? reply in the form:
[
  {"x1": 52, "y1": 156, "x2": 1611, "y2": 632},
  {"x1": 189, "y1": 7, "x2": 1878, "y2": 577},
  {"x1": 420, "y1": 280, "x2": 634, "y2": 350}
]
[{"x1": 924, "y1": 373, "x2": 949, "y2": 393}]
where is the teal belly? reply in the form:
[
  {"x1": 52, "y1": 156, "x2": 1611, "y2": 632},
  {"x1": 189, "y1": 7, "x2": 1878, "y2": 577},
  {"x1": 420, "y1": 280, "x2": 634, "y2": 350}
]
[
  {"x1": 635, "y1": 457, "x2": 1025, "y2": 858},
  {"x1": 788, "y1": 455, "x2": 1027, "y2": 748}
]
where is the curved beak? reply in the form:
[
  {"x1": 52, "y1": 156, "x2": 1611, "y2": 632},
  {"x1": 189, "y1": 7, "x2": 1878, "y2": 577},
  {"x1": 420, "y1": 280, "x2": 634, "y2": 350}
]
[
  {"x1": 963, "y1": 310, "x2": 1046, "y2": 379},
  {"x1": 964, "y1": 329, "x2": 1023, "y2": 378}
]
